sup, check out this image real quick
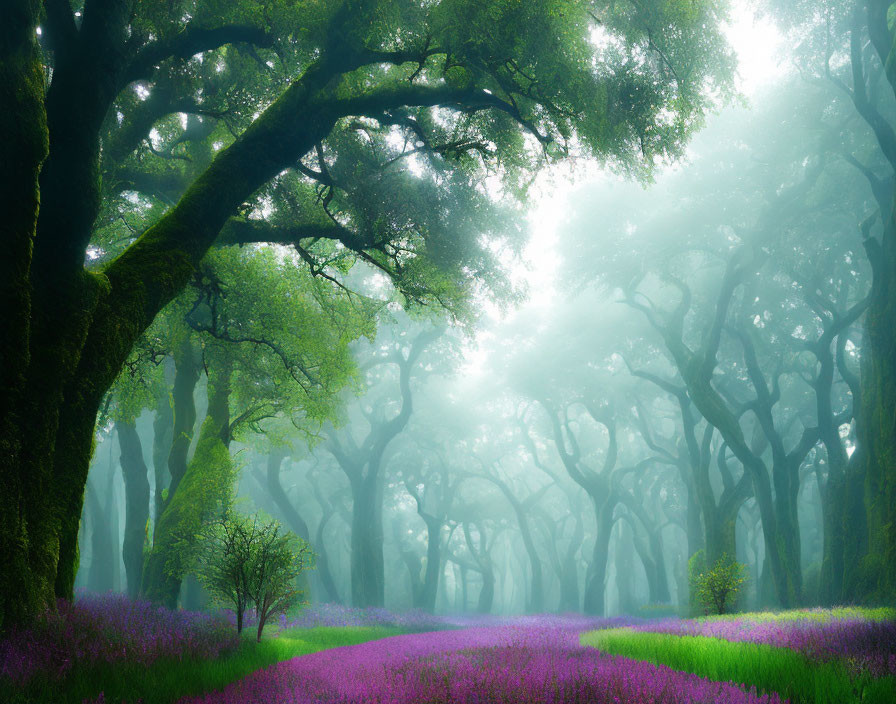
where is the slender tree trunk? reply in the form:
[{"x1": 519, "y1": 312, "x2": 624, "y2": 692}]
[
  {"x1": 478, "y1": 567, "x2": 495, "y2": 614},
  {"x1": 349, "y1": 474, "x2": 385, "y2": 607},
  {"x1": 558, "y1": 514, "x2": 583, "y2": 612},
  {"x1": 648, "y1": 528, "x2": 671, "y2": 604},
  {"x1": 400, "y1": 547, "x2": 424, "y2": 608},
  {"x1": 819, "y1": 469, "x2": 845, "y2": 605},
  {"x1": 263, "y1": 451, "x2": 314, "y2": 601},
  {"x1": 842, "y1": 450, "x2": 869, "y2": 598},
  {"x1": 118, "y1": 419, "x2": 150, "y2": 597},
  {"x1": 151, "y1": 384, "x2": 174, "y2": 524},
  {"x1": 685, "y1": 489, "x2": 704, "y2": 562},
  {"x1": 164, "y1": 339, "x2": 200, "y2": 506},
  {"x1": 314, "y1": 513, "x2": 342, "y2": 604},
  {"x1": 616, "y1": 523, "x2": 639, "y2": 613},
  {"x1": 256, "y1": 601, "x2": 269, "y2": 642},
  {"x1": 584, "y1": 494, "x2": 615, "y2": 616},
  {"x1": 265, "y1": 451, "x2": 310, "y2": 538}
]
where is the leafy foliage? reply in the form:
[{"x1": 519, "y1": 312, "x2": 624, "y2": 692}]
[
  {"x1": 692, "y1": 553, "x2": 748, "y2": 615},
  {"x1": 242, "y1": 516, "x2": 314, "y2": 641},
  {"x1": 196, "y1": 511, "x2": 314, "y2": 640}
]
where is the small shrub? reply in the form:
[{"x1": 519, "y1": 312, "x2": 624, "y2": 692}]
[
  {"x1": 195, "y1": 512, "x2": 314, "y2": 641},
  {"x1": 692, "y1": 553, "x2": 747, "y2": 615}
]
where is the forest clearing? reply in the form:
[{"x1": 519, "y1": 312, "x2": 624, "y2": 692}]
[{"x1": 2, "y1": 0, "x2": 896, "y2": 701}]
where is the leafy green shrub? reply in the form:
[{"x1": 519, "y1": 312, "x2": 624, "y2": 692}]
[
  {"x1": 692, "y1": 553, "x2": 747, "y2": 615},
  {"x1": 196, "y1": 512, "x2": 314, "y2": 640}
]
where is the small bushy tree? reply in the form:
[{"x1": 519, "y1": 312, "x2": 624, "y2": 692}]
[
  {"x1": 196, "y1": 513, "x2": 313, "y2": 639},
  {"x1": 195, "y1": 513, "x2": 258, "y2": 634},
  {"x1": 692, "y1": 554, "x2": 747, "y2": 615},
  {"x1": 245, "y1": 519, "x2": 314, "y2": 642}
]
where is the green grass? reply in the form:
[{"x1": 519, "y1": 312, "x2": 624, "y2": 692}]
[
  {"x1": 689, "y1": 606, "x2": 896, "y2": 625},
  {"x1": 582, "y1": 628, "x2": 896, "y2": 704},
  {"x1": 2, "y1": 626, "x2": 403, "y2": 704}
]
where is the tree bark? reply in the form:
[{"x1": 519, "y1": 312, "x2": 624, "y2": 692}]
[
  {"x1": 143, "y1": 356, "x2": 234, "y2": 606},
  {"x1": 558, "y1": 514, "x2": 583, "y2": 612},
  {"x1": 584, "y1": 492, "x2": 616, "y2": 616},
  {"x1": 151, "y1": 382, "x2": 174, "y2": 524},
  {"x1": 118, "y1": 419, "x2": 150, "y2": 597},
  {"x1": 419, "y1": 515, "x2": 443, "y2": 613},
  {"x1": 348, "y1": 471, "x2": 385, "y2": 608},
  {"x1": 858, "y1": 217, "x2": 896, "y2": 601},
  {"x1": 0, "y1": 0, "x2": 49, "y2": 628}
]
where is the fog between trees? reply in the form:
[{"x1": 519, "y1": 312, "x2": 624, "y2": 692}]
[{"x1": 4, "y1": 0, "x2": 895, "y2": 626}]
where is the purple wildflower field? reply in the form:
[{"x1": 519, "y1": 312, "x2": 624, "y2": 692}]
[
  {"x1": 276, "y1": 602, "x2": 597, "y2": 631},
  {"x1": 634, "y1": 609, "x2": 896, "y2": 677},
  {"x1": 181, "y1": 618, "x2": 783, "y2": 704},
  {"x1": 277, "y1": 602, "x2": 457, "y2": 631},
  {"x1": 0, "y1": 592, "x2": 238, "y2": 686}
]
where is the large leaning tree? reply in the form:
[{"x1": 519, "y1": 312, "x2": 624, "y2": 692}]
[{"x1": 0, "y1": 0, "x2": 733, "y2": 626}]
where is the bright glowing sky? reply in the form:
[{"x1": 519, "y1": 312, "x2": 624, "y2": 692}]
[{"x1": 460, "y1": 0, "x2": 787, "y2": 376}]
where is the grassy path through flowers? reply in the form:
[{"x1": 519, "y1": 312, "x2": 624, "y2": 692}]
[
  {"x1": 179, "y1": 620, "x2": 783, "y2": 704},
  {"x1": 4, "y1": 598, "x2": 895, "y2": 704}
]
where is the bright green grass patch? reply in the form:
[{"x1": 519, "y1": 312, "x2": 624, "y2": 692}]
[
  {"x1": 582, "y1": 628, "x2": 896, "y2": 704},
  {"x1": 692, "y1": 606, "x2": 896, "y2": 625},
  {"x1": 2, "y1": 626, "x2": 402, "y2": 704}
]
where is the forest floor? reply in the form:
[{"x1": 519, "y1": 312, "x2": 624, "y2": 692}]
[{"x1": 1, "y1": 597, "x2": 894, "y2": 703}]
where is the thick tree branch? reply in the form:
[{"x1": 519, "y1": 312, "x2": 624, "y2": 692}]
[{"x1": 120, "y1": 24, "x2": 274, "y2": 88}]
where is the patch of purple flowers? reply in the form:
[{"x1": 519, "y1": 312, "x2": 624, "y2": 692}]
[
  {"x1": 278, "y1": 602, "x2": 622, "y2": 632},
  {"x1": 181, "y1": 620, "x2": 784, "y2": 704},
  {"x1": 636, "y1": 612, "x2": 896, "y2": 677},
  {"x1": 0, "y1": 592, "x2": 238, "y2": 686},
  {"x1": 279, "y1": 602, "x2": 452, "y2": 631}
]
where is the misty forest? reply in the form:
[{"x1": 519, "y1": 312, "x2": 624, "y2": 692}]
[{"x1": 2, "y1": 0, "x2": 896, "y2": 702}]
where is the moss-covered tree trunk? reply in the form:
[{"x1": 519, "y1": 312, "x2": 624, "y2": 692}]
[
  {"x1": 859, "y1": 212, "x2": 896, "y2": 601},
  {"x1": 165, "y1": 340, "x2": 201, "y2": 504},
  {"x1": 0, "y1": 36, "x2": 390, "y2": 626},
  {"x1": 142, "y1": 357, "x2": 234, "y2": 606},
  {"x1": 841, "y1": 0, "x2": 896, "y2": 605},
  {"x1": 0, "y1": 0, "x2": 50, "y2": 629}
]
